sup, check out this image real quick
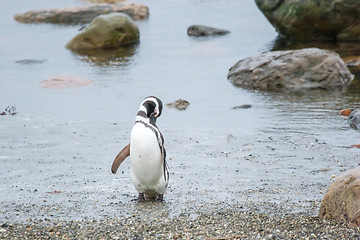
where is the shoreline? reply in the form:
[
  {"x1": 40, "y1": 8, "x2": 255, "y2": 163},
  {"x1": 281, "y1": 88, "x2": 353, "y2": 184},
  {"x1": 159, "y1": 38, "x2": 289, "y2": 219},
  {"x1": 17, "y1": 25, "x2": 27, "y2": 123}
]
[{"x1": 1, "y1": 207, "x2": 359, "y2": 239}]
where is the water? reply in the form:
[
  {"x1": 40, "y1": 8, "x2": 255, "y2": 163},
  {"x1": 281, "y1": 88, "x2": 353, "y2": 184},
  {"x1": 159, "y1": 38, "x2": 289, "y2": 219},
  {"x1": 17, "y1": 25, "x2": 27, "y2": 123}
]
[
  {"x1": 0, "y1": 0, "x2": 278, "y2": 132},
  {"x1": 2, "y1": 0, "x2": 360, "y2": 221}
]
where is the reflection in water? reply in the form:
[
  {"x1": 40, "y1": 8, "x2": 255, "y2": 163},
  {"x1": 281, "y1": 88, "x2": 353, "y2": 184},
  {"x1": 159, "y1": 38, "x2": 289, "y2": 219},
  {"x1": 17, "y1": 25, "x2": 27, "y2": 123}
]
[
  {"x1": 71, "y1": 43, "x2": 139, "y2": 67},
  {"x1": 270, "y1": 37, "x2": 360, "y2": 58}
]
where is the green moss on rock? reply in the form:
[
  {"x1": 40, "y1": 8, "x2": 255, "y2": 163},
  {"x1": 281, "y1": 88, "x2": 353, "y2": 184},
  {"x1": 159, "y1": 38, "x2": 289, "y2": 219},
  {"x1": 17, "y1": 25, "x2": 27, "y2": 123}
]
[
  {"x1": 255, "y1": 0, "x2": 360, "y2": 41},
  {"x1": 66, "y1": 12, "x2": 139, "y2": 51}
]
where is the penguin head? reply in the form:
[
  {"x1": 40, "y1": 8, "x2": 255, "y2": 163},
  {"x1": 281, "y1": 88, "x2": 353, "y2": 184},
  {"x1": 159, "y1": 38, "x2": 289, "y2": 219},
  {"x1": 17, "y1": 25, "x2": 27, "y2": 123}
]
[{"x1": 140, "y1": 96, "x2": 163, "y2": 120}]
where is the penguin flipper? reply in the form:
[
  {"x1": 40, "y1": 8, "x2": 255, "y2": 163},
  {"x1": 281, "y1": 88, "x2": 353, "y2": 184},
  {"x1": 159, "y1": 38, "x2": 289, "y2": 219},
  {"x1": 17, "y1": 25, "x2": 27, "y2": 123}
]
[{"x1": 111, "y1": 143, "x2": 130, "y2": 174}]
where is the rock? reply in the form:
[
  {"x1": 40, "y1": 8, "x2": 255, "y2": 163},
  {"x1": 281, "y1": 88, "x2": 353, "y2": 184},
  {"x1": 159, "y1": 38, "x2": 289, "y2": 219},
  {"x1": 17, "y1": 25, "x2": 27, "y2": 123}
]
[
  {"x1": 15, "y1": 59, "x2": 46, "y2": 65},
  {"x1": 255, "y1": 0, "x2": 360, "y2": 41},
  {"x1": 66, "y1": 13, "x2": 139, "y2": 51},
  {"x1": 343, "y1": 56, "x2": 360, "y2": 75},
  {"x1": 166, "y1": 99, "x2": 190, "y2": 111},
  {"x1": 39, "y1": 75, "x2": 92, "y2": 89},
  {"x1": 227, "y1": 48, "x2": 353, "y2": 92},
  {"x1": 187, "y1": 25, "x2": 230, "y2": 37},
  {"x1": 232, "y1": 104, "x2": 252, "y2": 110},
  {"x1": 319, "y1": 166, "x2": 360, "y2": 226},
  {"x1": 14, "y1": 3, "x2": 149, "y2": 25}
]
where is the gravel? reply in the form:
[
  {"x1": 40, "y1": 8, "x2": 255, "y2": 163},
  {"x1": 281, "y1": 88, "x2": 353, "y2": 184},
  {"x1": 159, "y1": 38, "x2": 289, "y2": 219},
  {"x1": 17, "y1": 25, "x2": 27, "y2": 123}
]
[{"x1": 1, "y1": 206, "x2": 360, "y2": 239}]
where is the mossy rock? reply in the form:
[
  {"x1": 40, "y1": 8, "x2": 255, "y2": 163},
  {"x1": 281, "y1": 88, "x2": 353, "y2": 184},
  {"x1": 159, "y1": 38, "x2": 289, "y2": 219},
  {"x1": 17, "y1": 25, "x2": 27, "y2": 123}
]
[
  {"x1": 66, "y1": 12, "x2": 139, "y2": 51},
  {"x1": 228, "y1": 48, "x2": 354, "y2": 92},
  {"x1": 255, "y1": 0, "x2": 360, "y2": 41}
]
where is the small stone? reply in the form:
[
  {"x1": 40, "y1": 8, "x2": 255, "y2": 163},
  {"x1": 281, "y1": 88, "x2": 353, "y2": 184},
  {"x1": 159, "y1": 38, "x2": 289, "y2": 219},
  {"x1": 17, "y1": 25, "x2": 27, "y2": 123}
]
[
  {"x1": 232, "y1": 104, "x2": 252, "y2": 109},
  {"x1": 166, "y1": 99, "x2": 190, "y2": 111}
]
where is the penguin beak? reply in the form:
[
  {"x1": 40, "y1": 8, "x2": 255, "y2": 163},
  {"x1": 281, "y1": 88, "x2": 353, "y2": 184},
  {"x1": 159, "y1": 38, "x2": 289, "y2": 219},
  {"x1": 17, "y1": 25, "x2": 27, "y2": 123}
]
[{"x1": 154, "y1": 110, "x2": 159, "y2": 118}]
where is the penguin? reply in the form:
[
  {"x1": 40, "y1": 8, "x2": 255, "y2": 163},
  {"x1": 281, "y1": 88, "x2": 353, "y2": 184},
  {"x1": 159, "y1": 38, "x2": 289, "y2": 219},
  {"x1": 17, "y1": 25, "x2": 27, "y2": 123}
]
[{"x1": 111, "y1": 96, "x2": 169, "y2": 201}]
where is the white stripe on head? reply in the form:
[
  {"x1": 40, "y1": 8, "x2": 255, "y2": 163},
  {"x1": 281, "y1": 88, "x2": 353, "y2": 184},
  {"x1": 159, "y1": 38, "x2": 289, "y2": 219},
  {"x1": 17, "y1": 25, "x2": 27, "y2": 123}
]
[
  {"x1": 139, "y1": 105, "x2": 147, "y2": 113},
  {"x1": 139, "y1": 96, "x2": 162, "y2": 118}
]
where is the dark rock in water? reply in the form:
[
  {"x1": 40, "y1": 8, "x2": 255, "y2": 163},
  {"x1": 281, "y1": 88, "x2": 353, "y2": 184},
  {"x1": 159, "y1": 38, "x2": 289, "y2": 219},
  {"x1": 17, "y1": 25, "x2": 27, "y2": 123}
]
[
  {"x1": 232, "y1": 104, "x2": 252, "y2": 110},
  {"x1": 255, "y1": 0, "x2": 360, "y2": 41},
  {"x1": 187, "y1": 25, "x2": 230, "y2": 37},
  {"x1": 14, "y1": 4, "x2": 149, "y2": 25},
  {"x1": 15, "y1": 59, "x2": 46, "y2": 65},
  {"x1": 66, "y1": 13, "x2": 139, "y2": 51},
  {"x1": 166, "y1": 99, "x2": 190, "y2": 111},
  {"x1": 319, "y1": 166, "x2": 360, "y2": 226},
  {"x1": 228, "y1": 48, "x2": 353, "y2": 92}
]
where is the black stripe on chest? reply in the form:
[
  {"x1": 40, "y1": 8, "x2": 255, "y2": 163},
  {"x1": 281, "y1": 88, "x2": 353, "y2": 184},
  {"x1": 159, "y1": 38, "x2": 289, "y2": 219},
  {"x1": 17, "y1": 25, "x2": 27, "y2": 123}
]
[{"x1": 135, "y1": 120, "x2": 163, "y2": 153}]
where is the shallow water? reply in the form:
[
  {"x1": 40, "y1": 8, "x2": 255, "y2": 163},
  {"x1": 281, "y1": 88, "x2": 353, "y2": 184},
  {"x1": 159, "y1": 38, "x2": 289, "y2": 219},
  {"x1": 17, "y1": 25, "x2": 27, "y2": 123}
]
[{"x1": 2, "y1": 0, "x2": 360, "y2": 222}]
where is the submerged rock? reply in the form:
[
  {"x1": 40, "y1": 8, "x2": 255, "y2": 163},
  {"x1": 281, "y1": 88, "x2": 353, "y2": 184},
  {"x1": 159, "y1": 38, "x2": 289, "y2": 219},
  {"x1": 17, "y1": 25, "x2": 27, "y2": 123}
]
[
  {"x1": 187, "y1": 25, "x2": 230, "y2": 37},
  {"x1": 14, "y1": 4, "x2": 149, "y2": 25},
  {"x1": 227, "y1": 48, "x2": 353, "y2": 92},
  {"x1": 66, "y1": 12, "x2": 139, "y2": 51},
  {"x1": 319, "y1": 166, "x2": 360, "y2": 226},
  {"x1": 255, "y1": 0, "x2": 360, "y2": 41},
  {"x1": 39, "y1": 75, "x2": 92, "y2": 88},
  {"x1": 15, "y1": 59, "x2": 46, "y2": 65},
  {"x1": 166, "y1": 99, "x2": 190, "y2": 111}
]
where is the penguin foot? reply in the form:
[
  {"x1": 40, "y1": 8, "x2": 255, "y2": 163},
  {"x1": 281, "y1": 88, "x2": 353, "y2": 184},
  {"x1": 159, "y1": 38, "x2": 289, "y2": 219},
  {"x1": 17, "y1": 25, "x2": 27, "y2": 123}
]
[
  {"x1": 138, "y1": 193, "x2": 145, "y2": 202},
  {"x1": 157, "y1": 194, "x2": 164, "y2": 202}
]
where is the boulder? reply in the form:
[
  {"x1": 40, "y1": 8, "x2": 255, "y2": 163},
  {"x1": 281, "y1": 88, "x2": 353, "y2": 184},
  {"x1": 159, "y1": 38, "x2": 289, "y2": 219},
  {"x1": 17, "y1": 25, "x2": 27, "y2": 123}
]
[
  {"x1": 14, "y1": 3, "x2": 149, "y2": 25},
  {"x1": 187, "y1": 25, "x2": 230, "y2": 37},
  {"x1": 227, "y1": 48, "x2": 353, "y2": 92},
  {"x1": 66, "y1": 12, "x2": 139, "y2": 51},
  {"x1": 39, "y1": 75, "x2": 92, "y2": 88},
  {"x1": 319, "y1": 166, "x2": 360, "y2": 226},
  {"x1": 255, "y1": 0, "x2": 360, "y2": 41}
]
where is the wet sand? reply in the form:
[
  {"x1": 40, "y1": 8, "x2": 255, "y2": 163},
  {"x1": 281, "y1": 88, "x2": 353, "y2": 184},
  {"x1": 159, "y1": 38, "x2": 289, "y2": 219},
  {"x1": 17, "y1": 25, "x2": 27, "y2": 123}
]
[{"x1": 2, "y1": 93, "x2": 360, "y2": 238}]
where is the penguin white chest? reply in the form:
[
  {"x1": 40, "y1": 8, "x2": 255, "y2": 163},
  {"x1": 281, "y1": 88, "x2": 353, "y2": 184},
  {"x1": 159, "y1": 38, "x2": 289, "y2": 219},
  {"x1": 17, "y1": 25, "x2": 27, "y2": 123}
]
[{"x1": 130, "y1": 123, "x2": 163, "y2": 188}]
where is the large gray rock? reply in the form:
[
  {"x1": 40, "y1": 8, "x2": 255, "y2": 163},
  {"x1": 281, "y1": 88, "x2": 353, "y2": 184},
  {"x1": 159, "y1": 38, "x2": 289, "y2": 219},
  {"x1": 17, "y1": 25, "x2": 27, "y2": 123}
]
[
  {"x1": 66, "y1": 12, "x2": 139, "y2": 51},
  {"x1": 227, "y1": 48, "x2": 353, "y2": 92},
  {"x1": 255, "y1": 0, "x2": 360, "y2": 41},
  {"x1": 14, "y1": 4, "x2": 149, "y2": 25},
  {"x1": 319, "y1": 166, "x2": 360, "y2": 226}
]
